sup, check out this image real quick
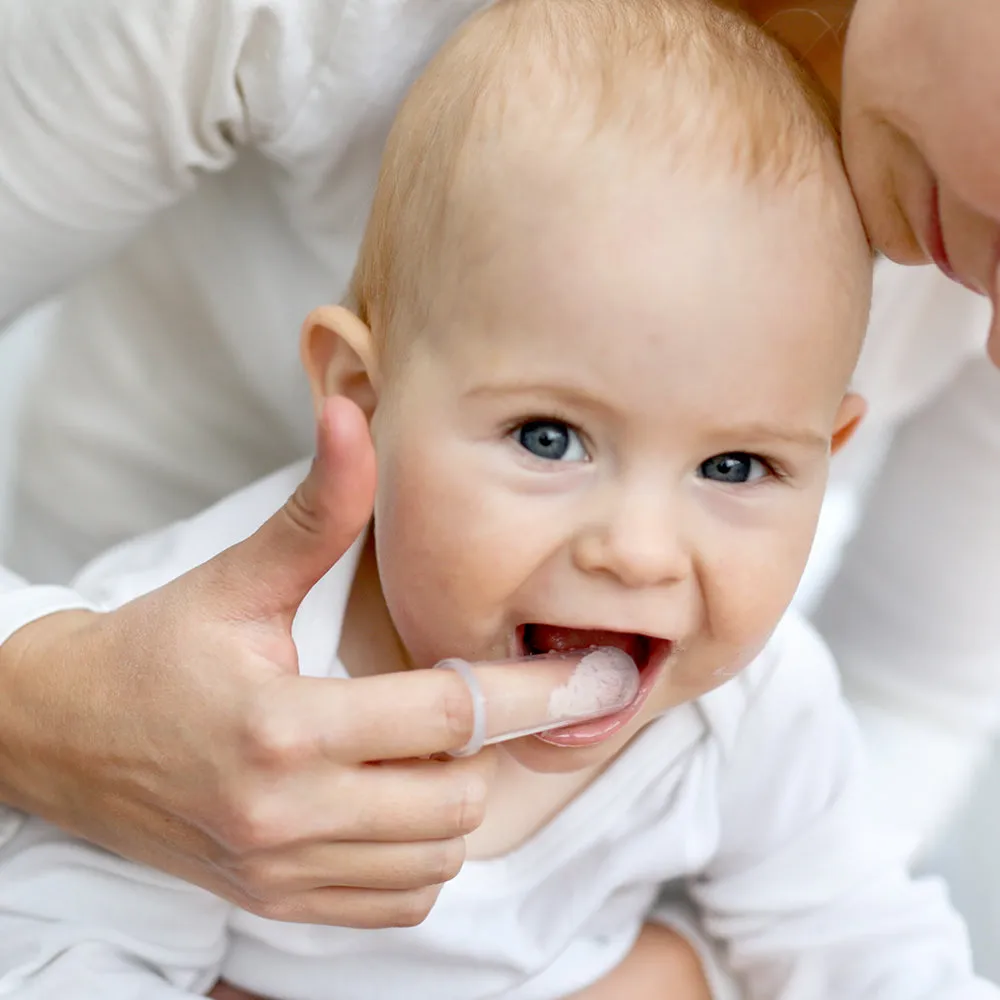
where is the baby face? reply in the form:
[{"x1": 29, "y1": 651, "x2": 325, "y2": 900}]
[{"x1": 365, "y1": 150, "x2": 869, "y2": 772}]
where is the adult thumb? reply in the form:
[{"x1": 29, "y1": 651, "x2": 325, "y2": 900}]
[{"x1": 216, "y1": 396, "x2": 376, "y2": 621}]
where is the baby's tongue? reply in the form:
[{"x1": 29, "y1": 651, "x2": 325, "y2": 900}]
[{"x1": 525, "y1": 624, "x2": 642, "y2": 662}]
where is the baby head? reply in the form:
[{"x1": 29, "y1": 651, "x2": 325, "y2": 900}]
[{"x1": 302, "y1": 0, "x2": 871, "y2": 771}]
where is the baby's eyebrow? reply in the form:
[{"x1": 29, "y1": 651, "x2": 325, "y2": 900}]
[
  {"x1": 464, "y1": 382, "x2": 611, "y2": 412},
  {"x1": 720, "y1": 422, "x2": 829, "y2": 449}
]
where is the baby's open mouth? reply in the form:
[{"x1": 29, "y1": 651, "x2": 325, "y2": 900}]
[{"x1": 517, "y1": 623, "x2": 673, "y2": 746}]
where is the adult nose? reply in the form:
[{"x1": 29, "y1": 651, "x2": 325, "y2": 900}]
[{"x1": 571, "y1": 480, "x2": 691, "y2": 590}]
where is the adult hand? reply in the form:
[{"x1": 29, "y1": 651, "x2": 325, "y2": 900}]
[
  {"x1": 840, "y1": 0, "x2": 1000, "y2": 357},
  {"x1": 0, "y1": 398, "x2": 562, "y2": 928}
]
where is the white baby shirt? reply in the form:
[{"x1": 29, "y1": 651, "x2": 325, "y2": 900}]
[{"x1": 0, "y1": 463, "x2": 994, "y2": 1000}]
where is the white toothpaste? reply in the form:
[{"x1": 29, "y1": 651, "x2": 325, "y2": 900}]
[{"x1": 546, "y1": 647, "x2": 641, "y2": 721}]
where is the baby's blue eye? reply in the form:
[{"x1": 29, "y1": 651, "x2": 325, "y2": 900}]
[
  {"x1": 516, "y1": 420, "x2": 588, "y2": 462},
  {"x1": 699, "y1": 452, "x2": 769, "y2": 484}
]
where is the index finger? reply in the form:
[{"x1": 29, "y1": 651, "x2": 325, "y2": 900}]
[
  {"x1": 270, "y1": 653, "x2": 637, "y2": 762},
  {"x1": 260, "y1": 671, "x2": 481, "y2": 762}
]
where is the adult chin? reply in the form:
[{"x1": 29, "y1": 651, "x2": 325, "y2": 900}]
[{"x1": 989, "y1": 288, "x2": 1000, "y2": 369}]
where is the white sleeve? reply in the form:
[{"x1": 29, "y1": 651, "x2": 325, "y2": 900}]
[
  {"x1": 0, "y1": 0, "x2": 345, "y2": 325},
  {"x1": 813, "y1": 354, "x2": 1000, "y2": 855},
  {"x1": 0, "y1": 461, "x2": 305, "y2": 647},
  {"x1": 0, "y1": 812, "x2": 230, "y2": 997},
  {"x1": 0, "y1": 566, "x2": 96, "y2": 646},
  {"x1": 692, "y1": 616, "x2": 998, "y2": 1000}
]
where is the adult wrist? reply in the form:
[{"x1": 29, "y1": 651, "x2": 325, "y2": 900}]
[
  {"x1": 0, "y1": 583, "x2": 97, "y2": 647},
  {"x1": 0, "y1": 608, "x2": 100, "y2": 815}
]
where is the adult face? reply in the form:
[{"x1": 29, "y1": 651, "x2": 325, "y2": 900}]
[{"x1": 741, "y1": 0, "x2": 1000, "y2": 359}]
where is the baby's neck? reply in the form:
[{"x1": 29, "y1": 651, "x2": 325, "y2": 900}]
[{"x1": 338, "y1": 534, "x2": 410, "y2": 679}]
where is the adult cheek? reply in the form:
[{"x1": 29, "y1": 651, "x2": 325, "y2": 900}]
[{"x1": 840, "y1": 0, "x2": 931, "y2": 263}]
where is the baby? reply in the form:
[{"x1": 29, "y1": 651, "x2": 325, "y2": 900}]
[{"x1": 0, "y1": 1, "x2": 994, "y2": 998}]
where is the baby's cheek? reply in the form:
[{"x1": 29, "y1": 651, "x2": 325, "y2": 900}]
[
  {"x1": 663, "y1": 515, "x2": 818, "y2": 698},
  {"x1": 374, "y1": 498, "x2": 460, "y2": 645},
  {"x1": 701, "y1": 540, "x2": 808, "y2": 645},
  {"x1": 373, "y1": 462, "x2": 508, "y2": 664}
]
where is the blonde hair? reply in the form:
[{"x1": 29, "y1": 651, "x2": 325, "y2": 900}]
[{"x1": 351, "y1": 0, "x2": 841, "y2": 348}]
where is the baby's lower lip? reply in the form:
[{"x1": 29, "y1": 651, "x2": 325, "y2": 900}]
[{"x1": 533, "y1": 647, "x2": 671, "y2": 747}]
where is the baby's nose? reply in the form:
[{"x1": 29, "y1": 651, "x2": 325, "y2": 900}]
[{"x1": 572, "y1": 490, "x2": 691, "y2": 589}]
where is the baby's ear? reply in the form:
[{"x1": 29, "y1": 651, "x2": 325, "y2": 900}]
[
  {"x1": 300, "y1": 306, "x2": 380, "y2": 421},
  {"x1": 830, "y1": 392, "x2": 866, "y2": 454}
]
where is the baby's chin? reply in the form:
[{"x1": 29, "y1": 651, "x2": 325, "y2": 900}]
[
  {"x1": 497, "y1": 660, "x2": 746, "y2": 774},
  {"x1": 499, "y1": 714, "x2": 654, "y2": 774},
  {"x1": 501, "y1": 736, "x2": 623, "y2": 774}
]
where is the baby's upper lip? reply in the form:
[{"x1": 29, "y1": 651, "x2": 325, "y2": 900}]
[{"x1": 517, "y1": 620, "x2": 678, "y2": 646}]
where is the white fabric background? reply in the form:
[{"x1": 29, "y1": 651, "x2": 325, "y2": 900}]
[{"x1": 0, "y1": 310, "x2": 47, "y2": 530}]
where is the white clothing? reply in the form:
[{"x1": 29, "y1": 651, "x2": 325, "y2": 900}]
[
  {"x1": 813, "y1": 267, "x2": 1000, "y2": 854},
  {"x1": 0, "y1": 463, "x2": 995, "y2": 1000},
  {"x1": 0, "y1": 0, "x2": 998, "y2": 860}
]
